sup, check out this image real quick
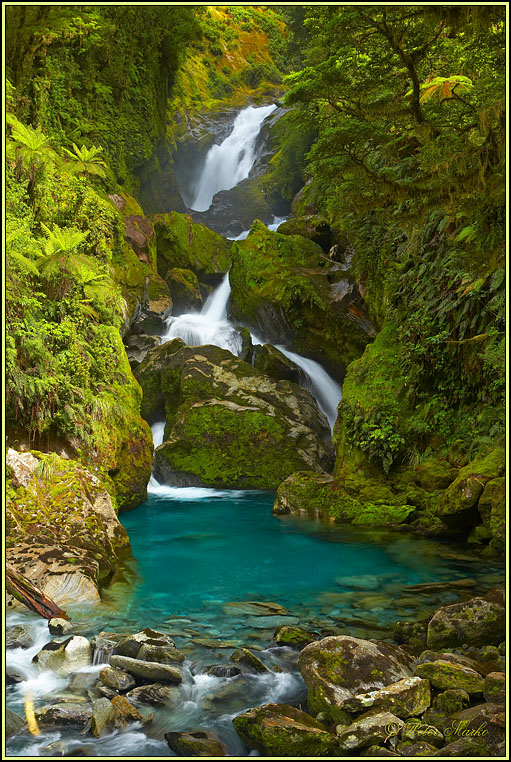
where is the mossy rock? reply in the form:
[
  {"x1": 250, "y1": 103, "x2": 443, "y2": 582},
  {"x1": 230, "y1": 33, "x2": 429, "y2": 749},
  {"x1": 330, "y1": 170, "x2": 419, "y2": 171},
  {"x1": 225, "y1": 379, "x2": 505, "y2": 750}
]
[
  {"x1": 276, "y1": 215, "x2": 336, "y2": 253},
  {"x1": 252, "y1": 343, "x2": 301, "y2": 383},
  {"x1": 414, "y1": 660, "x2": 484, "y2": 694},
  {"x1": 152, "y1": 211, "x2": 231, "y2": 281},
  {"x1": 139, "y1": 343, "x2": 333, "y2": 489},
  {"x1": 438, "y1": 448, "x2": 505, "y2": 526},
  {"x1": 232, "y1": 703, "x2": 339, "y2": 756},
  {"x1": 229, "y1": 219, "x2": 374, "y2": 377},
  {"x1": 165, "y1": 267, "x2": 202, "y2": 313},
  {"x1": 426, "y1": 597, "x2": 506, "y2": 649}
]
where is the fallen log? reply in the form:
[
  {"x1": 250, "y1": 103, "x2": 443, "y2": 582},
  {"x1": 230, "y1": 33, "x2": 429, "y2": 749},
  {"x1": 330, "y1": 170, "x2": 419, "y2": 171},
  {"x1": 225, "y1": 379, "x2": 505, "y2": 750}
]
[{"x1": 6, "y1": 564, "x2": 70, "y2": 620}]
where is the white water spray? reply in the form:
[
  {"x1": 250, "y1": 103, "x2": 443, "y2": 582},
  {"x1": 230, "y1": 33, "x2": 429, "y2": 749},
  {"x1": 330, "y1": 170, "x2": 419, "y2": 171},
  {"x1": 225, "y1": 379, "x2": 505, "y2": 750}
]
[
  {"x1": 191, "y1": 104, "x2": 277, "y2": 212},
  {"x1": 161, "y1": 273, "x2": 242, "y2": 356}
]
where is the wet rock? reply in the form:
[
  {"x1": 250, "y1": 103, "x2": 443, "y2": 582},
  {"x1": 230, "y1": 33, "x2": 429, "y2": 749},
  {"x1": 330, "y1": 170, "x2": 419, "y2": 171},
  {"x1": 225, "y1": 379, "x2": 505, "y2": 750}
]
[
  {"x1": 273, "y1": 625, "x2": 320, "y2": 648},
  {"x1": 109, "y1": 654, "x2": 182, "y2": 684},
  {"x1": 438, "y1": 449, "x2": 505, "y2": 527},
  {"x1": 415, "y1": 660, "x2": 484, "y2": 694},
  {"x1": 165, "y1": 729, "x2": 227, "y2": 757},
  {"x1": 165, "y1": 267, "x2": 203, "y2": 313},
  {"x1": 69, "y1": 672, "x2": 99, "y2": 694},
  {"x1": 97, "y1": 686, "x2": 116, "y2": 699},
  {"x1": 298, "y1": 635, "x2": 414, "y2": 723},
  {"x1": 252, "y1": 344, "x2": 302, "y2": 384},
  {"x1": 137, "y1": 642, "x2": 185, "y2": 663},
  {"x1": 202, "y1": 664, "x2": 242, "y2": 678},
  {"x1": 33, "y1": 636, "x2": 91, "y2": 674},
  {"x1": 337, "y1": 709, "x2": 404, "y2": 751},
  {"x1": 110, "y1": 695, "x2": 144, "y2": 725},
  {"x1": 435, "y1": 689, "x2": 470, "y2": 715},
  {"x1": 99, "y1": 666, "x2": 136, "y2": 692},
  {"x1": 6, "y1": 624, "x2": 33, "y2": 649},
  {"x1": 5, "y1": 707, "x2": 27, "y2": 737},
  {"x1": 400, "y1": 719, "x2": 444, "y2": 747},
  {"x1": 124, "y1": 333, "x2": 160, "y2": 370},
  {"x1": 231, "y1": 647, "x2": 270, "y2": 674},
  {"x1": 343, "y1": 677, "x2": 431, "y2": 719},
  {"x1": 277, "y1": 215, "x2": 336, "y2": 253},
  {"x1": 48, "y1": 618, "x2": 74, "y2": 636},
  {"x1": 233, "y1": 702, "x2": 339, "y2": 756},
  {"x1": 417, "y1": 649, "x2": 497, "y2": 676},
  {"x1": 126, "y1": 682, "x2": 180, "y2": 707},
  {"x1": 114, "y1": 628, "x2": 177, "y2": 659},
  {"x1": 90, "y1": 698, "x2": 118, "y2": 737},
  {"x1": 36, "y1": 702, "x2": 93, "y2": 727},
  {"x1": 6, "y1": 669, "x2": 25, "y2": 685},
  {"x1": 483, "y1": 672, "x2": 505, "y2": 703},
  {"x1": 427, "y1": 597, "x2": 505, "y2": 650}
]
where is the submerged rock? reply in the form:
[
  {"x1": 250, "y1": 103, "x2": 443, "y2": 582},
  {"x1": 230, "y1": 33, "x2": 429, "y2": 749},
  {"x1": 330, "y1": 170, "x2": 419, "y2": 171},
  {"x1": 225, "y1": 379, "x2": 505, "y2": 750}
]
[
  {"x1": 139, "y1": 344, "x2": 333, "y2": 489},
  {"x1": 165, "y1": 730, "x2": 227, "y2": 757},
  {"x1": 233, "y1": 703, "x2": 339, "y2": 756},
  {"x1": 298, "y1": 635, "x2": 414, "y2": 723},
  {"x1": 202, "y1": 664, "x2": 242, "y2": 678},
  {"x1": 5, "y1": 707, "x2": 26, "y2": 738}
]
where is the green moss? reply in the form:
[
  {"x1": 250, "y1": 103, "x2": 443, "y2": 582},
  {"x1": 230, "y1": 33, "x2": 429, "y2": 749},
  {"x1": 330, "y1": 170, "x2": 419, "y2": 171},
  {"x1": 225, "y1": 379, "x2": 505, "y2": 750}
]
[{"x1": 153, "y1": 212, "x2": 231, "y2": 278}]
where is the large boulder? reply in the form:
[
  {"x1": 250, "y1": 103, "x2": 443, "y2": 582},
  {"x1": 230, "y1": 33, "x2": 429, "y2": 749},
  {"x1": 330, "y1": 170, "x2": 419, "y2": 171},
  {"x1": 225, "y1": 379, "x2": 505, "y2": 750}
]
[
  {"x1": 230, "y1": 220, "x2": 375, "y2": 377},
  {"x1": 342, "y1": 677, "x2": 431, "y2": 720},
  {"x1": 426, "y1": 597, "x2": 506, "y2": 649},
  {"x1": 298, "y1": 636, "x2": 414, "y2": 723},
  {"x1": 152, "y1": 212, "x2": 231, "y2": 283},
  {"x1": 337, "y1": 710, "x2": 405, "y2": 752},
  {"x1": 232, "y1": 703, "x2": 339, "y2": 756},
  {"x1": 6, "y1": 451, "x2": 132, "y2": 608},
  {"x1": 136, "y1": 343, "x2": 334, "y2": 489},
  {"x1": 414, "y1": 660, "x2": 484, "y2": 694}
]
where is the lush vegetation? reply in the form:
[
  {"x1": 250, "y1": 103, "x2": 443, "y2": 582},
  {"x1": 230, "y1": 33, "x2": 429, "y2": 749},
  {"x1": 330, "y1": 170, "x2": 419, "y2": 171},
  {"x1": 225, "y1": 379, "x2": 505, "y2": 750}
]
[{"x1": 282, "y1": 6, "x2": 505, "y2": 470}]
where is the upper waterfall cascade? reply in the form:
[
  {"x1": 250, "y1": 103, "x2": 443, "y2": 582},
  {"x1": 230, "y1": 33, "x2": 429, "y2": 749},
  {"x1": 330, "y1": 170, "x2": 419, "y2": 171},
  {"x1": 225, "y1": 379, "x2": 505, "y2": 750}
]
[{"x1": 190, "y1": 104, "x2": 277, "y2": 212}]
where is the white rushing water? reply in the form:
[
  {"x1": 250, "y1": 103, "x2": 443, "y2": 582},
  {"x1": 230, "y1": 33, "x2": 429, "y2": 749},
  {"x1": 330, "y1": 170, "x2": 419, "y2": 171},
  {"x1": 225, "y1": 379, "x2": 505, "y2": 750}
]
[
  {"x1": 191, "y1": 104, "x2": 277, "y2": 212},
  {"x1": 230, "y1": 215, "x2": 287, "y2": 241},
  {"x1": 161, "y1": 272, "x2": 242, "y2": 355}
]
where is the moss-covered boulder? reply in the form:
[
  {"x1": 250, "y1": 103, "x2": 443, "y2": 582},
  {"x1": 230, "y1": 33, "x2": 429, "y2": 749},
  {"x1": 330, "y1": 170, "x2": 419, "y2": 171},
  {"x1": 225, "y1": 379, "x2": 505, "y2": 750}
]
[
  {"x1": 298, "y1": 635, "x2": 414, "y2": 723},
  {"x1": 153, "y1": 211, "x2": 231, "y2": 282},
  {"x1": 273, "y1": 470, "x2": 415, "y2": 527},
  {"x1": 165, "y1": 267, "x2": 203, "y2": 313},
  {"x1": 337, "y1": 710, "x2": 405, "y2": 752},
  {"x1": 477, "y1": 476, "x2": 505, "y2": 555},
  {"x1": 426, "y1": 597, "x2": 506, "y2": 649},
  {"x1": 165, "y1": 730, "x2": 227, "y2": 757},
  {"x1": 414, "y1": 660, "x2": 484, "y2": 694},
  {"x1": 441, "y1": 702, "x2": 505, "y2": 753},
  {"x1": 230, "y1": 220, "x2": 374, "y2": 376},
  {"x1": 273, "y1": 625, "x2": 320, "y2": 648},
  {"x1": 136, "y1": 343, "x2": 334, "y2": 489},
  {"x1": 6, "y1": 449, "x2": 131, "y2": 608},
  {"x1": 435, "y1": 689, "x2": 470, "y2": 715},
  {"x1": 483, "y1": 672, "x2": 505, "y2": 704},
  {"x1": 232, "y1": 703, "x2": 339, "y2": 756},
  {"x1": 231, "y1": 647, "x2": 270, "y2": 674}
]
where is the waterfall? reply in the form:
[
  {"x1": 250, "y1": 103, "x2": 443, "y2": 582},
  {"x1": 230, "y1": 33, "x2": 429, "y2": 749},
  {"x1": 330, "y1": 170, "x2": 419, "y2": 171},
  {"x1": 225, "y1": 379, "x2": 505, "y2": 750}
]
[
  {"x1": 190, "y1": 104, "x2": 277, "y2": 212},
  {"x1": 230, "y1": 216, "x2": 287, "y2": 241},
  {"x1": 275, "y1": 346, "x2": 343, "y2": 430},
  {"x1": 162, "y1": 273, "x2": 242, "y2": 356},
  {"x1": 151, "y1": 421, "x2": 165, "y2": 449}
]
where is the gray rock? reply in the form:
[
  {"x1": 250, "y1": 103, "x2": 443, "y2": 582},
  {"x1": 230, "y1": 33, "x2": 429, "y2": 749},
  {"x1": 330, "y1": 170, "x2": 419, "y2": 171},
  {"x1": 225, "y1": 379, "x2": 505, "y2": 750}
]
[
  {"x1": 126, "y1": 682, "x2": 180, "y2": 707},
  {"x1": 33, "y1": 636, "x2": 91, "y2": 674},
  {"x1": 5, "y1": 707, "x2": 27, "y2": 737},
  {"x1": 109, "y1": 654, "x2": 182, "y2": 683},
  {"x1": 298, "y1": 635, "x2": 414, "y2": 723},
  {"x1": 337, "y1": 709, "x2": 404, "y2": 751},
  {"x1": 90, "y1": 698, "x2": 118, "y2": 737},
  {"x1": 68, "y1": 672, "x2": 98, "y2": 694},
  {"x1": 342, "y1": 677, "x2": 431, "y2": 719},
  {"x1": 165, "y1": 729, "x2": 227, "y2": 756},
  {"x1": 137, "y1": 642, "x2": 185, "y2": 663},
  {"x1": 6, "y1": 669, "x2": 25, "y2": 685},
  {"x1": 48, "y1": 618, "x2": 74, "y2": 636},
  {"x1": 6, "y1": 624, "x2": 33, "y2": 649},
  {"x1": 114, "y1": 627, "x2": 177, "y2": 659},
  {"x1": 427, "y1": 597, "x2": 506, "y2": 649},
  {"x1": 99, "y1": 666, "x2": 136, "y2": 692},
  {"x1": 36, "y1": 702, "x2": 93, "y2": 727}
]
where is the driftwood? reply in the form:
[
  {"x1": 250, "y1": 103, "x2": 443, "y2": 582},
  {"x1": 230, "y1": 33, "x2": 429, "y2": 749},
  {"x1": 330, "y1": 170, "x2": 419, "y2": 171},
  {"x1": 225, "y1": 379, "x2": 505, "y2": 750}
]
[{"x1": 6, "y1": 564, "x2": 70, "y2": 620}]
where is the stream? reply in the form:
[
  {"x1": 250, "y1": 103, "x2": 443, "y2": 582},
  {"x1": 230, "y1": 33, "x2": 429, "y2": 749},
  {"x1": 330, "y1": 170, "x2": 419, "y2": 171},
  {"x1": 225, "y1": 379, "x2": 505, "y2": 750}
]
[{"x1": 5, "y1": 104, "x2": 505, "y2": 757}]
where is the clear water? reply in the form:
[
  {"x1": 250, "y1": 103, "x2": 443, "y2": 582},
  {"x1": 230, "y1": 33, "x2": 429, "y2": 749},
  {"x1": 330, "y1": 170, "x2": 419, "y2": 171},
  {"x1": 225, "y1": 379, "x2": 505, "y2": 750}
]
[{"x1": 6, "y1": 489, "x2": 503, "y2": 757}]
